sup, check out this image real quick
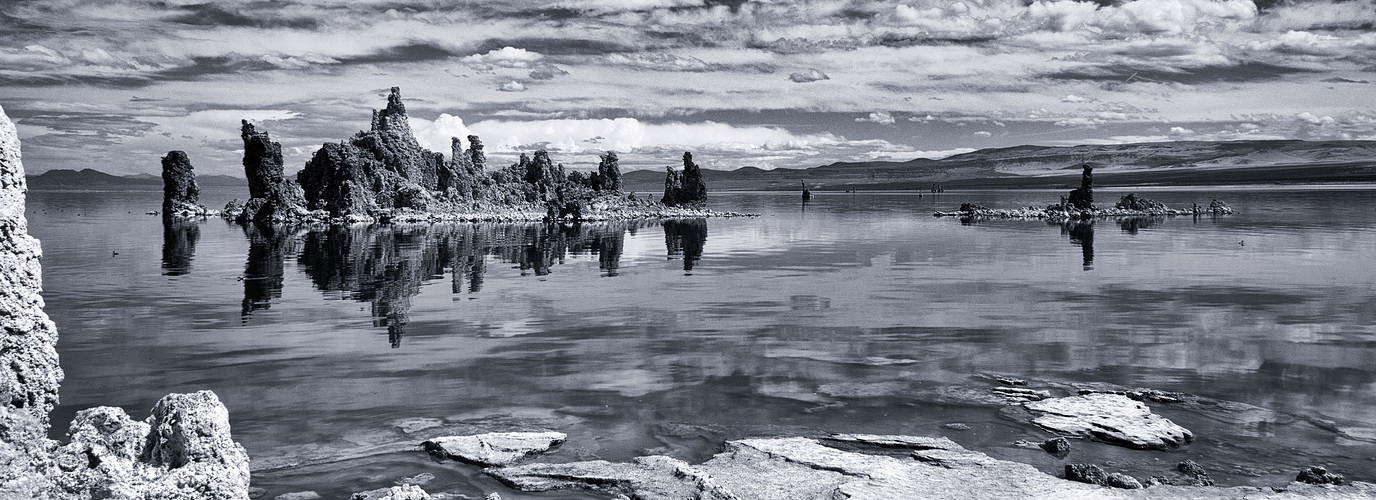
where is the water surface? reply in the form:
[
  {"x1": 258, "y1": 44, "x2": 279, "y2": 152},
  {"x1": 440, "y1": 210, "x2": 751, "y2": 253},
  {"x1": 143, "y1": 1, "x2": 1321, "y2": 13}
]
[{"x1": 28, "y1": 187, "x2": 1376, "y2": 498}]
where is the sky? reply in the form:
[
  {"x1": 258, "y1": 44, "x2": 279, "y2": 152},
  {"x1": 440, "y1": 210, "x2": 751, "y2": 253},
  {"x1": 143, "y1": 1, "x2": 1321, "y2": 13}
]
[{"x1": 1, "y1": 0, "x2": 1374, "y2": 176}]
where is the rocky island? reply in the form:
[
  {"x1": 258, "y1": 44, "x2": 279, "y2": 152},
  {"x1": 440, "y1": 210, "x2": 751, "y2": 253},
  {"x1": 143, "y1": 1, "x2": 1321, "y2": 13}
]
[
  {"x1": 935, "y1": 164, "x2": 1235, "y2": 220},
  {"x1": 220, "y1": 88, "x2": 750, "y2": 224}
]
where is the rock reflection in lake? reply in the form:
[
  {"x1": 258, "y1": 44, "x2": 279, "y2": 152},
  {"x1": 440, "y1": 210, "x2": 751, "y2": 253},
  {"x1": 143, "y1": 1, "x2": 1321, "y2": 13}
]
[
  {"x1": 664, "y1": 218, "x2": 708, "y2": 272},
  {"x1": 1118, "y1": 216, "x2": 1165, "y2": 234},
  {"x1": 241, "y1": 223, "x2": 294, "y2": 318},
  {"x1": 1059, "y1": 220, "x2": 1094, "y2": 270},
  {"x1": 160, "y1": 216, "x2": 199, "y2": 276},
  {"x1": 239, "y1": 220, "x2": 699, "y2": 345}
]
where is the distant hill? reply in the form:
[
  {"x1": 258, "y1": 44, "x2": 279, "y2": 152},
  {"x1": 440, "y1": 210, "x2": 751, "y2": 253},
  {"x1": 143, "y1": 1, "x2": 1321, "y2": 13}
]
[
  {"x1": 623, "y1": 140, "x2": 1376, "y2": 192},
  {"x1": 27, "y1": 169, "x2": 246, "y2": 189}
]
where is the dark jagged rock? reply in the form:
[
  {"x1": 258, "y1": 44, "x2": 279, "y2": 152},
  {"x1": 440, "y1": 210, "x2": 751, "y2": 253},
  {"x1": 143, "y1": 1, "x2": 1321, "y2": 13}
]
[
  {"x1": 1208, "y1": 199, "x2": 1234, "y2": 214},
  {"x1": 1107, "y1": 472, "x2": 1143, "y2": 489},
  {"x1": 297, "y1": 88, "x2": 445, "y2": 217},
  {"x1": 1065, "y1": 463, "x2": 1109, "y2": 485},
  {"x1": 237, "y1": 120, "x2": 307, "y2": 222},
  {"x1": 598, "y1": 151, "x2": 622, "y2": 191},
  {"x1": 160, "y1": 150, "x2": 206, "y2": 216},
  {"x1": 223, "y1": 88, "x2": 739, "y2": 223},
  {"x1": 1296, "y1": 466, "x2": 1345, "y2": 485},
  {"x1": 1039, "y1": 437, "x2": 1071, "y2": 458},
  {"x1": 679, "y1": 152, "x2": 706, "y2": 205},
  {"x1": 1066, "y1": 164, "x2": 1093, "y2": 209},
  {"x1": 662, "y1": 165, "x2": 682, "y2": 205},
  {"x1": 1115, "y1": 193, "x2": 1167, "y2": 211},
  {"x1": 1177, "y1": 459, "x2": 1215, "y2": 486}
]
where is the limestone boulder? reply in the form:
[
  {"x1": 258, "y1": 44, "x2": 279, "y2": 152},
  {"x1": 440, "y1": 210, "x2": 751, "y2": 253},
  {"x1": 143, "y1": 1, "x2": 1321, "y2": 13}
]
[
  {"x1": 423, "y1": 431, "x2": 566, "y2": 466},
  {"x1": 1023, "y1": 393, "x2": 1193, "y2": 450}
]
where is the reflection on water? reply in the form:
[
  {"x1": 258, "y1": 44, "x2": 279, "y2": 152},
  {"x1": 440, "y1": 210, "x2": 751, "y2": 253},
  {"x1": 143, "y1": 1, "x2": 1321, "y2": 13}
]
[
  {"x1": 1060, "y1": 221, "x2": 1094, "y2": 270},
  {"x1": 664, "y1": 219, "x2": 707, "y2": 272},
  {"x1": 238, "y1": 220, "x2": 706, "y2": 346},
  {"x1": 160, "y1": 216, "x2": 199, "y2": 276},
  {"x1": 241, "y1": 223, "x2": 294, "y2": 319},
  {"x1": 29, "y1": 189, "x2": 1376, "y2": 499}
]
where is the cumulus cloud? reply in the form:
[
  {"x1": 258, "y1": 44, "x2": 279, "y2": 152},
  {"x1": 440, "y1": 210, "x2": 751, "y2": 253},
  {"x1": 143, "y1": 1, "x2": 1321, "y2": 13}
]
[
  {"x1": 973, "y1": 130, "x2": 992, "y2": 137},
  {"x1": 407, "y1": 114, "x2": 943, "y2": 169},
  {"x1": 498, "y1": 80, "x2": 527, "y2": 92},
  {"x1": 788, "y1": 68, "x2": 829, "y2": 83},
  {"x1": 463, "y1": 47, "x2": 544, "y2": 68},
  {"x1": 856, "y1": 111, "x2": 896, "y2": 125}
]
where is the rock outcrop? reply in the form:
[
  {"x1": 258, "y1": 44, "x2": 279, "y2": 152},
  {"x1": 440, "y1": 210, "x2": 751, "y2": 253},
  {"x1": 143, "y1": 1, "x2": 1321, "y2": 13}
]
[
  {"x1": 662, "y1": 152, "x2": 707, "y2": 206},
  {"x1": 1023, "y1": 393, "x2": 1193, "y2": 450},
  {"x1": 351, "y1": 484, "x2": 431, "y2": 500},
  {"x1": 50, "y1": 391, "x2": 250, "y2": 499},
  {"x1": 236, "y1": 120, "x2": 307, "y2": 222},
  {"x1": 298, "y1": 87, "x2": 446, "y2": 216},
  {"x1": 1297, "y1": 466, "x2": 1345, "y2": 485},
  {"x1": 0, "y1": 103, "x2": 64, "y2": 496},
  {"x1": 1115, "y1": 193, "x2": 1166, "y2": 211},
  {"x1": 161, "y1": 150, "x2": 207, "y2": 216},
  {"x1": 1066, "y1": 164, "x2": 1093, "y2": 209},
  {"x1": 423, "y1": 431, "x2": 566, "y2": 467},
  {"x1": 1, "y1": 105, "x2": 250, "y2": 499},
  {"x1": 486, "y1": 434, "x2": 1374, "y2": 499}
]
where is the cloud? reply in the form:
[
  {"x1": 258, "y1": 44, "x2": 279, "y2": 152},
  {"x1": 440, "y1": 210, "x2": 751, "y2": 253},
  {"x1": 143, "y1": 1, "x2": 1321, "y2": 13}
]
[
  {"x1": 1061, "y1": 94, "x2": 1090, "y2": 103},
  {"x1": 407, "y1": 114, "x2": 941, "y2": 169},
  {"x1": 462, "y1": 46, "x2": 544, "y2": 68},
  {"x1": 855, "y1": 111, "x2": 895, "y2": 125},
  {"x1": 602, "y1": 52, "x2": 712, "y2": 71},
  {"x1": 787, "y1": 68, "x2": 829, "y2": 83},
  {"x1": 973, "y1": 131, "x2": 992, "y2": 137},
  {"x1": 498, "y1": 81, "x2": 527, "y2": 92}
]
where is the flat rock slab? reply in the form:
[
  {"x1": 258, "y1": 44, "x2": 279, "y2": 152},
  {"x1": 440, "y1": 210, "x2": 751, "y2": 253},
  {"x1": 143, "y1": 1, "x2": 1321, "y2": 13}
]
[
  {"x1": 486, "y1": 435, "x2": 1374, "y2": 499},
  {"x1": 1024, "y1": 393, "x2": 1193, "y2": 450},
  {"x1": 423, "y1": 431, "x2": 566, "y2": 466}
]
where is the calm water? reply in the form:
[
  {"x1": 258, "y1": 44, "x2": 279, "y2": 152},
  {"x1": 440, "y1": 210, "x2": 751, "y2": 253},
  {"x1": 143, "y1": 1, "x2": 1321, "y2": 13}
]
[{"x1": 27, "y1": 186, "x2": 1376, "y2": 498}]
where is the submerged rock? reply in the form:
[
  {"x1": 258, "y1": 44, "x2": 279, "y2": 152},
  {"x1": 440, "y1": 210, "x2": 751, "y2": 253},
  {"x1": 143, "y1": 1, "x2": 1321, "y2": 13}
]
[
  {"x1": 1039, "y1": 437, "x2": 1071, "y2": 458},
  {"x1": 1296, "y1": 466, "x2": 1345, "y2": 485},
  {"x1": 351, "y1": 484, "x2": 431, "y2": 500},
  {"x1": 1178, "y1": 459, "x2": 1215, "y2": 486},
  {"x1": 1023, "y1": 393, "x2": 1193, "y2": 450},
  {"x1": 161, "y1": 150, "x2": 208, "y2": 216},
  {"x1": 423, "y1": 431, "x2": 566, "y2": 466},
  {"x1": 487, "y1": 435, "x2": 1371, "y2": 498}
]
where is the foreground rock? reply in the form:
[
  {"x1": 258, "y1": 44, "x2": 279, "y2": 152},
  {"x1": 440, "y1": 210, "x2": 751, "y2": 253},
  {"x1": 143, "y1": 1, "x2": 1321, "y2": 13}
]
[
  {"x1": 0, "y1": 102, "x2": 63, "y2": 496},
  {"x1": 1023, "y1": 393, "x2": 1193, "y2": 450},
  {"x1": 487, "y1": 435, "x2": 1374, "y2": 499},
  {"x1": 50, "y1": 391, "x2": 250, "y2": 499},
  {"x1": 423, "y1": 431, "x2": 566, "y2": 466},
  {"x1": 1, "y1": 105, "x2": 249, "y2": 498},
  {"x1": 161, "y1": 150, "x2": 211, "y2": 217}
]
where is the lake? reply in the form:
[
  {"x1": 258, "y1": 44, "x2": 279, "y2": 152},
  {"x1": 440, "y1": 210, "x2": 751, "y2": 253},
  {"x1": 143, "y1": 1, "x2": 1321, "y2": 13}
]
[{"x1": 26, "y1": 186, "x2": 1376, "y2": 499}]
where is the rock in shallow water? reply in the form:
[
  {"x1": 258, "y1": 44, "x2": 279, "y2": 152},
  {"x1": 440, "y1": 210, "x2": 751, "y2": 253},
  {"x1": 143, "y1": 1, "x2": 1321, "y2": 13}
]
[
  {"x1": 423, "y1": 431, "x2": 566, "y2": 466},
  {"x1": 1296, "y1": 466, "x2": 1345, "y2": 485},
  {"x1": 351, "y1": 484, "x2": 431, "y2": 500},
  {"x1": 486, "y1": 435, "x2": 1375, "y2": 498},
  {"x1": 1023, "y1": 393, "x2": 1193, "y2": 450}
]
